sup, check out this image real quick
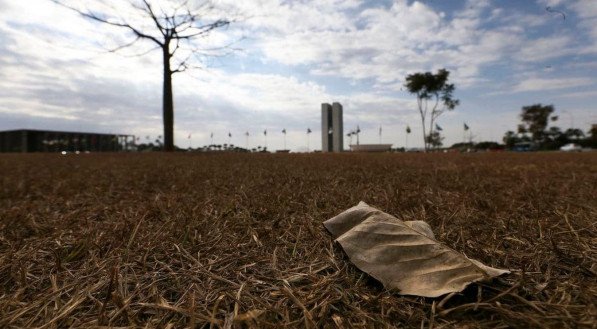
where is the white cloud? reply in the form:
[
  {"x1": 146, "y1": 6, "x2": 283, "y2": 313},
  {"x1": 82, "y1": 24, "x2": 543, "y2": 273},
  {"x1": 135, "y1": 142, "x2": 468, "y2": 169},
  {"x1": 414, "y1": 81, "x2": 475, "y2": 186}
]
[
  {"x1": 559, "y1": 90, "x2": 597, "y2": 98},
  {"x1": 244, "y1": 0, "x2": 546, "y2": 89},
  {"x1": 537, "y1": 0, "x2": 565, "y2": 7},
  {"x1": 513, "y1": 77, "x2": 593, "y2": 92},
  {"x1": 516, "y1": 35, "x2": 576, "y2": 63},
  {"x1": 571, "y1": 1, "x2": 597, "y2": 18}
]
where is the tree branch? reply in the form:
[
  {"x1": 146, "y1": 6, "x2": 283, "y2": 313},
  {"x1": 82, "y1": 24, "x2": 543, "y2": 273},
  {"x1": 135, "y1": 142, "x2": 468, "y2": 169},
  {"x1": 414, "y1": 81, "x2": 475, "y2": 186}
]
[
  {"x1": 141, "y1": 0, "x2": 166, "y2": 37},
  {"x1": 117, "y1": 44, "x2": 162, "y2": 58},
  {"x1": 52, "y1": 0, "x2": 164, "y2": 46},
  {"x1": 106, "y1": 35, "x2": 141, "y2": 53},
  {"x1": 174, "y1": 20, "x2": 230, "y2": 40}
]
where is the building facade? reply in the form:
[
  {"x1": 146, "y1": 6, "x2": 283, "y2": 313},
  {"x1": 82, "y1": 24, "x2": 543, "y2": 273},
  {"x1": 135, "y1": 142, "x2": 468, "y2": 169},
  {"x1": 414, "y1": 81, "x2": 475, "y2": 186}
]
[
  {"x1": 321, "y1": 102, "x2": 343, "y2": 152},
  {"x1": 0, "y1": 129, "x2": 135, "y2": 153}
]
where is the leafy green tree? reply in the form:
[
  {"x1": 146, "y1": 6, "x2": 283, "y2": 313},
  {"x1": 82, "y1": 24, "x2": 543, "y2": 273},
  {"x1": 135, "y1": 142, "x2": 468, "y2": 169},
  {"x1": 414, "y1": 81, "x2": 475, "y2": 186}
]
[
  {"x1": 546, "y1": 126, "x2": 563, "y2": 142},
  {"x1": 541, "y1": 126, "x2": 569, "y2": 150},
  {"x1": 503, "y1": 130, "x2": 519, "y2": 148},
  {"x1": 426, "y1": 131, "x2": 444, "y2": 149},
  {"x1": 519, "y1": 104, "x2": 555, "y2": 143},
  {"x1": 474, "y1": 141, "x2": 501, "y2": 150},
  {"x1": 565, "y1": 128, "x2": 585, "y2": 140},
  {"x1": 590, "y1": 125, "x2": 597, "y2": 142},
  {"x1": 404, "y1": 69, "x2": 459, "y2": 151},
  {"x1": 585, "y1": 125, "x2": 597, "y2": 148}
]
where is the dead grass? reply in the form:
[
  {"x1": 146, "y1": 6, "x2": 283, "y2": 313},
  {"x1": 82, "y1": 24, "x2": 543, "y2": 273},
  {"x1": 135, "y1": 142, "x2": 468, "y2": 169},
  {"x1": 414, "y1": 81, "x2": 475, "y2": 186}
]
[{"x1": 0, "y1": 152, "x2": 595, "y2": 328}]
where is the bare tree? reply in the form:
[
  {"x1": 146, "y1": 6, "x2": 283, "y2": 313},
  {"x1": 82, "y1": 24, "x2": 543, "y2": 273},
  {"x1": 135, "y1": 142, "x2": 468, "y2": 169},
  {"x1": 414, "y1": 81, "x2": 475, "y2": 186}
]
[{"x1": 52, "y1": 0, "x2": 236, "y2": 151}]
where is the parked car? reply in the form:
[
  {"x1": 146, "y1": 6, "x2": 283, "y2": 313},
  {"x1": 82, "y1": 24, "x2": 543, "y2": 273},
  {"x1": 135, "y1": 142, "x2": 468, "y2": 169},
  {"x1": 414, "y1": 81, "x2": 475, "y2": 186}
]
[{"x1": 560, "y1": 143, "x2": 582, "y2": 152}]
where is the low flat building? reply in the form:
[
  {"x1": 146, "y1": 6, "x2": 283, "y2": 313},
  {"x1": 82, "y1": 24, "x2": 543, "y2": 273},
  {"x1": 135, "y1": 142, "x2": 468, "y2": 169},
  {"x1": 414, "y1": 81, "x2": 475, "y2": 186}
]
[{"x1": 0, "y1": 129, "x2": 135, "y2": 153}]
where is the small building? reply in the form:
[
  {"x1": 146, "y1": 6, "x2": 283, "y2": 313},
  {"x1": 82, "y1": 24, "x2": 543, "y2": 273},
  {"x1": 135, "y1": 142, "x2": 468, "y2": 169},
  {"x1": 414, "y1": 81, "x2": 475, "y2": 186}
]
[
  {"x1": 350, "y1": 144, "x2": 393, "y2": 152},
  {"x1": 0, "y1": 129, "x2": 135, "y2": 153}
]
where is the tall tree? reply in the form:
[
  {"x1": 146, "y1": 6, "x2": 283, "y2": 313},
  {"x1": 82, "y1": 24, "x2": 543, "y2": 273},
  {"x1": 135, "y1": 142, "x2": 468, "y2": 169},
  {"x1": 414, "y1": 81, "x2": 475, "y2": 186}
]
[
  {"x1": 404, "y1": 69, "x2": 459, "y2": 151},
  {"x1": 53, "y1": 0, "x2": 234, "y2": 151},
  {"x1": 519, "y1": 104, "x2": 555, "y2": 143}
]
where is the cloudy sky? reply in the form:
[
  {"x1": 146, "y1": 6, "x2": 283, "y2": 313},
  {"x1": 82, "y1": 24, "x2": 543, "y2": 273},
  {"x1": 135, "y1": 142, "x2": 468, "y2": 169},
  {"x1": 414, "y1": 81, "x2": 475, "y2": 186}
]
[{"x1": 1, "y1": 0, "x2": 596, "y2": 150}]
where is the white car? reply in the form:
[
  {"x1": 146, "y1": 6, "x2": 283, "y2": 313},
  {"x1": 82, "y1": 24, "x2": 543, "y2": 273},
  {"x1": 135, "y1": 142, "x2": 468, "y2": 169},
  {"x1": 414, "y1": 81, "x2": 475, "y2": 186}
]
[{"x1": 560, "y1": 143, "x2": 582, "y2": 152}]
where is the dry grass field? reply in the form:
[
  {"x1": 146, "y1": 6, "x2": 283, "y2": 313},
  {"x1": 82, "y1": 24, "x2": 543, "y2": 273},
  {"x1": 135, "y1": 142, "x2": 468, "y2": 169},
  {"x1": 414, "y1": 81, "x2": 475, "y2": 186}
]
[{"x1": 0, "y1": 152, "x2": 595, "y2": 328}]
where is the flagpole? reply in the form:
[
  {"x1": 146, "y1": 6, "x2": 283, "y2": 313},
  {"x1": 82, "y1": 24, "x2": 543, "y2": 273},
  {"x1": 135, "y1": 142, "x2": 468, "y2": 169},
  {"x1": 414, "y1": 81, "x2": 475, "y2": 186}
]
[
  {"x1": 307, "y1": 131, "x2": 310, "y2": 152},
  {"x1": 405, "y1": 125, "x2": 411, "y2": 151},
  {"x1": 405, "y1": 133, "x2": 408, "y2": 150},
  {"x1": 307, "y1": 135, "x2": 309, "y2": 152}
]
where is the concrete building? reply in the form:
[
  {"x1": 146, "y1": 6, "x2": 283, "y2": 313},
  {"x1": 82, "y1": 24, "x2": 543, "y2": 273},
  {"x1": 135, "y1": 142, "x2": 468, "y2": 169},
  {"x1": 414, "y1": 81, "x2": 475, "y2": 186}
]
[
  {"x1": 321, "y1": 102, "x2": 343, "y2": 152},
  {"x1": 0, "y1": 129, "x2": 135, "y2": 153}
]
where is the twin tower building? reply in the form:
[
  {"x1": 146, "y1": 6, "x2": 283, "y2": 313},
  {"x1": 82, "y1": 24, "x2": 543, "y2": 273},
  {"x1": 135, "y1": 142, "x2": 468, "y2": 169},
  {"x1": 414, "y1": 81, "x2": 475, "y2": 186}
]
[{"x1": 321, "y1": 102, "x2": 343, "y2": 152}]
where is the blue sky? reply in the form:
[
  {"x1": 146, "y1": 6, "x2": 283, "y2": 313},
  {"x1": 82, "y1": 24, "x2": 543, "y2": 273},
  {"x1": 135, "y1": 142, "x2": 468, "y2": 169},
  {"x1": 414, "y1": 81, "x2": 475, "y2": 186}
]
[{"x1": 0, "y1": 0, "x2": 596, "y2": 150}]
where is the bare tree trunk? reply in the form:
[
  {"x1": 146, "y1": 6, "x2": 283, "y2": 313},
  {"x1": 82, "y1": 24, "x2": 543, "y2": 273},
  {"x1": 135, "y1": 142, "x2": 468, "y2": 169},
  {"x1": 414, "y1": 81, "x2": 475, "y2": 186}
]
[
  {"x1": 418, "y1": 96, "x2": 428, "y2": 152},
  {"x1": 420, "y1": 114, "x2": 427, "y2": 152},
  {"x1": 428, "y1": 120, "x2": 434, "y2": 151},
  {"x1": 428, "y1": 96, "x2": 439, "y2": 151},
  {"x1": 162, "y1": 43, "x2": 174, "y2": 152}
]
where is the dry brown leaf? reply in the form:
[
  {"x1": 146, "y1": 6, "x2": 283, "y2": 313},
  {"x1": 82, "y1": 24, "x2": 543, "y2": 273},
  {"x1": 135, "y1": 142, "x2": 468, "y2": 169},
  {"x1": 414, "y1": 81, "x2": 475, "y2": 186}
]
[{"x1": 324, "y1": 201, "x2": 509, "y2": 297}]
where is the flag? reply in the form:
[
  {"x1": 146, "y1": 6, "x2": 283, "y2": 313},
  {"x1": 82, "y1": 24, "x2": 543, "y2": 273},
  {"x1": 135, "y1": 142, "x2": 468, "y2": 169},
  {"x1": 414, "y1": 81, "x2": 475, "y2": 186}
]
[
  {"x1": 210, "y1": 132, "x2": 213, "y2": 138},
  {"x1": 282, "y1": 129, "x2": 286, "y2": 134},
  {"x1": 228, "y1": 132, "x2": 232, "y2": 137},
  {"x1": 464, "y1": 123, "x2": 469, "y2": 131},
  {"x1": 356, "y1": 125, "x2": 361, "y2": 133},
  {"x1": 379, "y1": 126, "x2": 382, "y2": 136},
  {"x1": 435, "y1": 124, "x2": 443, "y2": 131},
  {"x1": 245, "y1": 131, "x2": 249, "y2": 136},
  {"x1": 307, "y1": 128, "x2": 312, "y2": 134},
  {"x1": 406, "y1": 126, "x2": 411, "y2": 134},
  {"x1": 188, "y1": 133, "x2": 191, "y2": 139},
  {"x1": 264, "y1": 129, "x2": 267, "y2": 136}
]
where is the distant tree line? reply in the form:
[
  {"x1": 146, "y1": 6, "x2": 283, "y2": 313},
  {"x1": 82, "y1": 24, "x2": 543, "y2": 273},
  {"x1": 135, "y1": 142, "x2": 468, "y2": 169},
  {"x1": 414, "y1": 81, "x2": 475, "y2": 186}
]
[
  {"x1": 502, "y1": 104, "x2": 596, "y2": 150},
  {"x1": 136, "y1": 142, "x2": 269, "y2": 153}
]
